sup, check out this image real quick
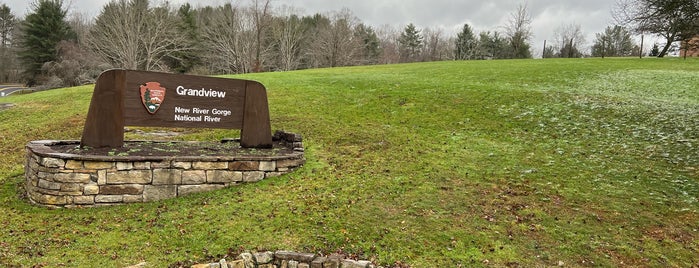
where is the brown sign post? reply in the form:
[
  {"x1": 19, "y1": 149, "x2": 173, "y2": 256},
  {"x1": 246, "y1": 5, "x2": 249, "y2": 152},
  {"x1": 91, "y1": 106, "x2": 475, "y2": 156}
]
[{"x1": 81, "y1": 69, "x2": 272, "y2": 148}]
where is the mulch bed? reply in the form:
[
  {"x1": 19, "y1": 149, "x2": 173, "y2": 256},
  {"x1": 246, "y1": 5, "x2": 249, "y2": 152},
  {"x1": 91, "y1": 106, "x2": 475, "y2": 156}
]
[{"x1": 50, "y1": 140, "x2": 295, "y2": 158}]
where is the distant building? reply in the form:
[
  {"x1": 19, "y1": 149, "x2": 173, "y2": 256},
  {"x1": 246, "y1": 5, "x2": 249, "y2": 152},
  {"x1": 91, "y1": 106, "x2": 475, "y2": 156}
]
[{"x1": 680, "y1": 36, "x2": 699, "y2": 57}]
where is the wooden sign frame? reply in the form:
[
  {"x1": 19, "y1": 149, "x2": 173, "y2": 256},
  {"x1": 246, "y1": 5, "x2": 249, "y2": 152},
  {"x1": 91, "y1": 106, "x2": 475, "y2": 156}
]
[{"x1": 80, "y1": 69, "x2": 272, "y2": 148}]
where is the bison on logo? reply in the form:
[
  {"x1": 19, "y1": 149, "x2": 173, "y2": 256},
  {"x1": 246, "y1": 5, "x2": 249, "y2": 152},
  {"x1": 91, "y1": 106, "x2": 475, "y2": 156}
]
[{"x1": 140, "y1": 82, "x2": 166, "y2": 114}]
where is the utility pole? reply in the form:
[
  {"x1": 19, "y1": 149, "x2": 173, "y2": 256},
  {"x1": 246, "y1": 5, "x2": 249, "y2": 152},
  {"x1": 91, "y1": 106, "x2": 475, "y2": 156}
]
[
  {"x1": 542, "y1": 40, "x2": 547, "y2": 58},
  {"x1": 639, "y1": 35, "x2": 644, "y2": 58}
]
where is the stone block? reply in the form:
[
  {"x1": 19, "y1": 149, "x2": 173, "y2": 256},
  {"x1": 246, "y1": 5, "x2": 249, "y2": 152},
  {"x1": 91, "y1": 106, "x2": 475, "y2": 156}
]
[
  {"x1": 254, "y1": 251, "x2": 275, "y2": 264},
  {"x1": 298, "y1": 263, "x2": 310, "y2": 268},
  {"x1": 53, "y1": 173, "x2": 92, "y2": 183},
  {"x1": 193, "y1": 161, "x2": 228, "y2": 170},
  {"x1": 229, "y1": 161, "x2": 259, "y2": 171},
  {"x1": 324, "y1": 259, "x2": 340, "y2": 268},
  {"x1": 182, "y1": 170, "x2": 206, "y2": 184},
  {"x1": 133, "y1": 162, "x2": 151, "y2": 170},
  {"x1": 107, "y1": 170, "x2": 152, "y2": 184},
  {"x1": 41, "y1": 157, "x2": 65, "y2": 168},
  {"x1": 29, "y1": 177, "x2": 39, "y2": 187},
  {"x1": 276, "y1": 251, "x2": 316, "y2": 263},
  {"x1": 95, "y1": 195, "x2": 123, "y2": 203},
  {"x1": 116, "y1": 162, "x2": 134, "y2": 171},
  {"x1": 97, "y1": 170, "x2": 107, "y2": 185},
  {"x1": 207, "y1": 170, "x2": 242, "y2": 183},
  {"x1": 84, "y1": 185, "x2": 99, "y2": 195},
  {"x1": 143, "y1": 185, "x2": 177, "y2": 202},
  {"x1": 100, "y1": 185, "x2": 144, "y2": 195},
  {"x1": 239, "y1": 253, "x2": 254, "y2": 267},
  {"x1": 178, "y1": 185, "x2": 225, "y2": 196},
  {"x1": 172, "y1": 161, "x2": 192, "y2": 169},
  {"x1": 288, "y1": 260, "x2": 299, "y2": 268},
  {"x1": 38, "y1": 179, "x2": 62, "y2": 190},
  {"x1": 243, "y1": 172, "x2": 265, "y2": 182},
  {"x1": 36, "y1": 187, "x2": 60, "y2": 195},
  {"x1": 153, "y1": 169, "x2": 182, "y2": 185},
  {"x1": 84, "y1": 161, "x2": 114, "y2": 170},
  {"x1": 123, "y1": 195, "x2": 143, "y2": 203},
  {"x1": 311, "y1": 257, "x2": 327, "y2": 268},
  {"x1": 28, "y1": 157, "x2": 39, "y2": 171},
  {"x1": 73, "y1": 195, "x2": 95, "y2": 205},
  {"x1": 33, "y1": 194, "x2": 67, "y2": 205},
  {"x1": 259, "y1": 161, "x2": 276, "y2": 172},
  {"x1": 64, "y1": 160, "x2": 83, "y2": 169},
  {"x1": 60, "y1": 183, "x2": 82, "y2": 193},
  {"x1": 151, "y1": 161, "x2": 172, "y2": 168},
  {"x1": 37, "y1": 171, "x2": 51, "y2": 180},
  {"x1": 341, "y1": 260, "x2": 371, "y2": 268}
]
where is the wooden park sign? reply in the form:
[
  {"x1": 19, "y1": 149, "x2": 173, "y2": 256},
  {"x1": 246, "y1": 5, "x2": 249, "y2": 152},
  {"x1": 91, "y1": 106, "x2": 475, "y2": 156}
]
[{"x1": 81, "y1": 69, "x2": 272, "y2": 148}]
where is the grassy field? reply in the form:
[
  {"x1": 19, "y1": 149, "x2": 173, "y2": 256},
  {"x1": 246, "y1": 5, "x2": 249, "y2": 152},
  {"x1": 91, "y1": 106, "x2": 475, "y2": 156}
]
[{"x1": 1, "y1": 58, "x2": 698, "y2": 267}]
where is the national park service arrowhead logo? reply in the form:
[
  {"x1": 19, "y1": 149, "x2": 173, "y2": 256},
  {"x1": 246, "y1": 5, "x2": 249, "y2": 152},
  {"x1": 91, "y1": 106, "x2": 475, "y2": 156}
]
[{"x1": 140, "y1": 82, "x2": 166, "y2": 114}]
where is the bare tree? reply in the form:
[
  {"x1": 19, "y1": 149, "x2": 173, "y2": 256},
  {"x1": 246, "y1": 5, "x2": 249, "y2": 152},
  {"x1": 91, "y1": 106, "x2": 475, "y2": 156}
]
[
  {"x1": 554, "y1": 23, "x2": 586, "y2": 58},
  {"x1": 88, "y1": 0, "x2": 190, "y2": 71},
  {"x1": 308, "y1": 9, "x2": 361, "y2": 67},
  {"x1": 505, "y1": 3, "x2": 533, "y2": 58},
  {"x1": 270, "y1": 6, "x2": 305, "y2": 71},
  {"x1": 376, "y1": 24, "x2": 400, "y2": 64},
  {"x1": 250, "y1": 0, "x2": 272, "y2": 72},
  {"x1": 614, "y1": 0, "x2": 699, "y2": 57},
  {"x1": 200, "y1": 4, "x2": 250, "y2": 74},
  {"x1": 422, "y1": 27, "x2": 453, "y2": 61}
]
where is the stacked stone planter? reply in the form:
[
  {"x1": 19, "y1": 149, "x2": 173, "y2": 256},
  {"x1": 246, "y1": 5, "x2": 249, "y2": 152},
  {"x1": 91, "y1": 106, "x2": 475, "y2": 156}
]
[{"x1": 24, "y1": 132, "x2": 304, "y2": 208}]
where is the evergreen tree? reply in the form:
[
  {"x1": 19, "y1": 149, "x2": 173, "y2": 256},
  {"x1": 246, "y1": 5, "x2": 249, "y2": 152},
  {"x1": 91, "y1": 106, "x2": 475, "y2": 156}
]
[
  {"x1": 354, "y1": 23, "x2": 380, "y2": 64},
  {"x1": 455, "y1": 23, "x2": 477, "y2": 60},
  {"x1": 477, "y1": 31, "x2": 508, "y2": 59},
  {"x1": 0, "y1": 4, "x2": 14, "y2": 48},
  {"x1": 0, "y1": 4, "x2": 17, "y2": 82},
  {"x1": 19, "y1": 0, "x2": 74, "y2": 86},
  {"x1": 649, "y1": 43, "x2": 660, "y2": 57},
  {"x1": 398, "y1": 23, "x2": 422, "y2": 62},
  {"x1": 591, "y1": 25, "x2": 636, "y2": 57},
  {"x1": 167, "y1": 3, "x2": 201, "y2": 73}
]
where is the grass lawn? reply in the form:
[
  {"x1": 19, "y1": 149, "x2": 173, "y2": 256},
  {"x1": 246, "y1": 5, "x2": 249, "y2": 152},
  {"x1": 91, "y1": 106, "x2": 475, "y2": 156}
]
[{"x1": 1, "y1": 58, "x2": 698, "y2": 267}]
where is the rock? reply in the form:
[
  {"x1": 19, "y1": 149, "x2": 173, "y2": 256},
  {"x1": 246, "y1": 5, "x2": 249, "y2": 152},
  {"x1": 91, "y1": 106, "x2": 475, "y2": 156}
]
[
  {"x1": 341, "y1": 259, "x2": 371, "y2": 268},
  {"x1": 254, "y1": 251, "x2": 275, "y2": 264},
  {"x1": 238, "y1": 253, "x2": 255, "y2": 268},
  {"x1": 124, "y1": 262, "x2": 147, "y2": 268}
]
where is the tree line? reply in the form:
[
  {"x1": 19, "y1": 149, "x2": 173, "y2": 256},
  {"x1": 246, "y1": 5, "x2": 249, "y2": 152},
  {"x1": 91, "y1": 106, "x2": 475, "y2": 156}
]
[{"x1": 0, "y1": 0, "x2": 697, "y2": 88}]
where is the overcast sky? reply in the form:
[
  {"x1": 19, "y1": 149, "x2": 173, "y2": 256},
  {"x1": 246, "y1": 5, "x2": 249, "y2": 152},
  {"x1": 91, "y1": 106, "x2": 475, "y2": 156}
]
[{"x1": 3, "y1": 0, "x2": 649, "y2": 57}]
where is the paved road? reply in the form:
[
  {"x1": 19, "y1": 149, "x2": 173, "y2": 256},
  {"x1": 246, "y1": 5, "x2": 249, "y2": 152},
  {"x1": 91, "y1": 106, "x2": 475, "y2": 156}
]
[{"x1": 0, "y1": 84, "x2": 28, "y2": 97}]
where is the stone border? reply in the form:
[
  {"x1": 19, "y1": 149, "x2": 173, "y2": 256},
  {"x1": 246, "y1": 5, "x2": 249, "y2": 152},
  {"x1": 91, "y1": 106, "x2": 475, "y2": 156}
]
[
  {"x1": 190, "y1": 251, "x2": 380, "y2": 268},
  {"x1": 24, "y1": 131, "x2": 305, "y2": 208}
]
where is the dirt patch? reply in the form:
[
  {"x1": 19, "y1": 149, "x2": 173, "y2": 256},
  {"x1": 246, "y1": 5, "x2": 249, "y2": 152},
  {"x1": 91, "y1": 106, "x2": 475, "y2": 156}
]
[{"x1": 50, "y1": 140, "x2": 296, "y2": 158}]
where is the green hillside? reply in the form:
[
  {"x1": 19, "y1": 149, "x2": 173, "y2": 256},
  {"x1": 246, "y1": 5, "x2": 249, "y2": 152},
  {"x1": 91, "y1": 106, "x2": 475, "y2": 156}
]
[{"x1": 1, "y1": 58, "x2": 698, "y2": 267}]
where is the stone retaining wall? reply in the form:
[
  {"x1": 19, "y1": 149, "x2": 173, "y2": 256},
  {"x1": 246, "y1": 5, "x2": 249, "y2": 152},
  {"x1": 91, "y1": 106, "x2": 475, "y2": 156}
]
[
  {"x1": 190, "y1": 251, "x2": 378, "y2": 268},
  {"x1": 24, "y1": 133, "x2": 304, "y2": 208}
]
